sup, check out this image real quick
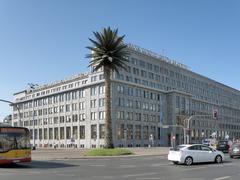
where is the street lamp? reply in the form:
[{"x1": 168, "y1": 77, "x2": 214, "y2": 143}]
[
  {"x1": 0, "y1": 99, "x2": 21, "y2": 126},
  {"x1": 28, "y1": 83, "x2": 39, "y2": 150}
]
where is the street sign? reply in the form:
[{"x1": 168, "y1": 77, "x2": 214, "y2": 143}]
[{"x1": 162, "y1": 125, "x2": 169, "y2": 128}]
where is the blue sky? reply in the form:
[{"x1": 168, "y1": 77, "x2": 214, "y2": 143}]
[{"x1": 0, "y1": 0, "x2": 240, "y2": 120}]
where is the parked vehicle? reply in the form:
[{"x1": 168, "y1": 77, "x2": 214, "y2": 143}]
[
  {"x1": 229, "y1": 143, "x2": 240, "y2": 158},
  {"x1": 168, "y1": 144, "x2": 224, "y2": 166},
  {"x1": 216, "y1": 140, "x2": 229, "y2": 153}
]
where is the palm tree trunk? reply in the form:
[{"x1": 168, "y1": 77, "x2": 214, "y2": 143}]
[{"x1": 104, "y1": 65, "x2": 114, "y2": 148}]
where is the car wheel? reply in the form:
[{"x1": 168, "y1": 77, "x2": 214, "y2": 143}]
[
  {"x1": 172, "y1": 161, "x2": 179, "y2": 165},
  {"x1": 185, "y1": 157, "x2": 193, "y2": 166},
  {"x1": 215, "y1": 155, "x2": 222, "y2": 163}
]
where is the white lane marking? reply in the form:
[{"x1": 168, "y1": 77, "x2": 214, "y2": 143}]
[
  {"x1": 119, "y1": 164, "x2": 136, "y2": 168},
  {"x1": 136, "y1": 178, "x2": 162, "y2": 180},
  {"x1": 151, "y1": 163, "x2": 170, "y2": 167},
  {"x1": 57, "y1": 174, "x2": 76, "y2": 177},
  {"x1": 93, "y1": 175, "x2": 114, "y2": 179},
  {"x1": 89, "y1": 164, "x2": 106, "y2": 167},
  {"x1": 123, "y1": 172, "x2": 158, "y2": 177},
  {"x1": 182, "y1": 166, "x2": 207, "y2": 171},
  {"x1": 213, "y1": 176, "x2": 231, "y2": 180}
]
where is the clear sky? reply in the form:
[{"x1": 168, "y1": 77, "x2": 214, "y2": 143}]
[{"x1": 0, "y1": 0, "x2": 240, "y2": 121}]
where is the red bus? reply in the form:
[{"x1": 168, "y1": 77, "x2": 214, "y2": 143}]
[{"x1": 0, "y1": 124, "x2": 31, "y2": 164}]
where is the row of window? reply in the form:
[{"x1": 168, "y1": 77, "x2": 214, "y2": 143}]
[
  {"x1": 21, "y1": 112, "x2": 105, "y2": 126},
  {"x1": 14, "y1": 99, "x2": 105, "y2": 119},
  {"x1": 15, "y1": 86, "x2": 105, "y2": 111},
  {"x1": 116, "y1": 111, "x2": 160, "y2": 123},
  {"x1": 116, "y1": 124, "x2": 161, "y2": 140},
  {"x1": 129, "y1": 57, "x2": 240, "y2": 105},
  {"x1": 29, "y1": 124, "x2": 105, "y2": 140},
  {"x1": 117, "y1": 98, "x2": 161, "y2": 112}
]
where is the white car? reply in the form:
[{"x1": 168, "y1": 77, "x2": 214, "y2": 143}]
[{"x1": 168, "y1": 144, "x2": 224, "y2": 166}]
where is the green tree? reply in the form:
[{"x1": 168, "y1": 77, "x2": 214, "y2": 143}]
[{"x1": 86, "y1": 27, "x2": 128, "y2": 148}]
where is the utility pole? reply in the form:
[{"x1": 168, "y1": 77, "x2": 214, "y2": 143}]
[{"x1": 28, "y1": 83, "x2": 39, "y2": 150}]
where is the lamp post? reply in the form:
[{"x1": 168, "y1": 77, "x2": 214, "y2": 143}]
[
  {"x1": 0, "y1": 99, "x2": 21, "y2": 126},
  {"x1": 28, "y1": 83, "x2": 38, "y2": 150}
]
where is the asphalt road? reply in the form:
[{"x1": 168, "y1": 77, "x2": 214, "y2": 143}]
[{"x1": 1, "y1": 155, "x2": 240, "y2": 180}]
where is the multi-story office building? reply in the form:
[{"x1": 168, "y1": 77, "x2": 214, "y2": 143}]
[{"x1": 12, "y1": 44, "x2": 240, "y2": 148}]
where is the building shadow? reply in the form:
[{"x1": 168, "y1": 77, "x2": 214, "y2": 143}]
[{"x1": 0, "y1": 160, "x2": 78, "y2": 169}]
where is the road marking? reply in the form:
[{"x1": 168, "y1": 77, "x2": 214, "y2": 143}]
[
  {"x1": 57, "y1": 174, "x2": 76, "y2": 177},
  {"x1": 182, "y1": 166, "x2": 207, "y2": 171},
  {"x1": 123, "y1": 172, "x2": 157, "y2": 178},
  {"x1": 213, "y1": 176, "x2": 231, "y2": 180},
  {"x1": 151, "y1": 163, "x2": 170, "y2": 167},
  {"x1": 119, "y1": 164, "x2": 136, "y2": 168},
  {"x1": 89, "y1": 164, "x2": 106, "y2": 167},
  {"x1": 136, "y1": 178, "x2": 162, "y2": 180}
]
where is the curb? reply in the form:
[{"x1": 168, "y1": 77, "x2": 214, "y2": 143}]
[{"x1": 32, "y1": 153, "x2": 168, "y2": 161}]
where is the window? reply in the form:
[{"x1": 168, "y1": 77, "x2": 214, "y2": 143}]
[
  {"x1": 91, "y1": 86, "x2": 97, "y2": 96},
  {"x1": 91, "y1": 112, "x2": 97, "y2": 120},
  {"x1": 72, "y1": 103, "x2": 77, "y2": 111},
  {"x1": 60, "y1": 116, "x2": 65, "y2": 123},
  {"x1": 188, "y1": 145, "x2": 201, "y2": 150},
  {"x1": 60, "y1": 105, "x2": 64, "y2": 113},
  {"x1": 135, "y1": 125, "x2": 141, "y2": 140},
  {"x1": 72, "y1": 126, "x2": 78, "y2": 139},
  {"x1": 80, "y1": 126, "x2": 85, "y2": 139},
  {"x1": 99, "y1": 111, "x2": 105, "y2": 120},
  {"x1": 72, "y1": 91, "x2": 77, "y2": 99},
  {"x1": 49, "y1": 128, "x2": 53, "y2": 139},
  {"x1": 54, "y1": 128, "x2": 58, "y2": 140},
  {"x1": 91, "y1": 125, "x2": 97, "y2": 139},
  {"x1": 99, "y1": 74, "x2": 104, "y2": 80},
  {"x1": 79, "y1": 102, "x2": 85, "y2": 110},
  {"x1": 127, "y1": 124, "x2": 133, "y2": 140},
  {"x1": 99, "y1": 124, "x2": 105, "y2": 139},
  {"x1": 117, "y1": 124, "x2": 124, "y2": 139},
  {"x1": 91, "y1": 76, "x2": 97, "y2": 82},
  {"x1": 54, "y1": 117, "x2": 58, "y2": 124},
  {"x1": 79, "y1": 89, "x2": 85, "y2": 98},
  {"x1": 79, "y1": 113, "x2": 86, "y2": 121},
  {"x1": 99, "y1": 98, "x2": 105, "y2": 107},
  {"x1": 65, "y1": 104, "x2": 71, "y2": 112},
  {"x1": 90, "y1": 99, "x2": 97, "y2": 108},
  {"x1": 54, "y1": 107, "x2": 58, "y2": 113},
  {"x1": 117, "y1": 85, "x2": 124, "y2": 94},
  {"x1": 72, "y1": 114, "x2": 78, "y2": 122},
  {"x1": 117, "y1": 111, "x2": 124, "y2": 119},
  {"x1": 66, "y1": 127, "x2": 71, "y2": 139},
  {"x1": 201, "y1": 145, "x2": 212, "y2": 151},
  {"x1": 99, "y1": 85, "x2": 105, "y2": 94},
  {"x1": 66, "y1": 115, "x2": 71, "y2": 123},
  {"x1": 66, "y1": 92, "x2": 71, "y2": 101}
]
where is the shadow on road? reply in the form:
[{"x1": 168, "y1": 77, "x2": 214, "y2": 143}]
[{"x1": 0, "y1": 160, "x2": 78, "y2": 169}]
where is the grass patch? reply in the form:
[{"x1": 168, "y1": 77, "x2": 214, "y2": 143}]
[{"x1": 85, "y1": 148, "x2": 133, "y2": 156}]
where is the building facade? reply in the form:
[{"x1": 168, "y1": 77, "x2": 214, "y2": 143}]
[{"x1": 12, "y1": 44, "x2": 240, "y2": 148}]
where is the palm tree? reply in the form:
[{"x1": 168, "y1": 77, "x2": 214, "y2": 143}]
[{"x1": 86, "y1": 27, "x2": 128, "y2": 148}]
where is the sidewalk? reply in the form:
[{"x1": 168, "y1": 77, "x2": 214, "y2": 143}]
[{"x1": 31, "y1": 147, "x2": 169, "y2": 160}]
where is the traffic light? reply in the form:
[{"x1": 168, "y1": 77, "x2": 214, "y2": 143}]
[{"x1": 213, "y1": 110, "x2": 218, "y2": 119}]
